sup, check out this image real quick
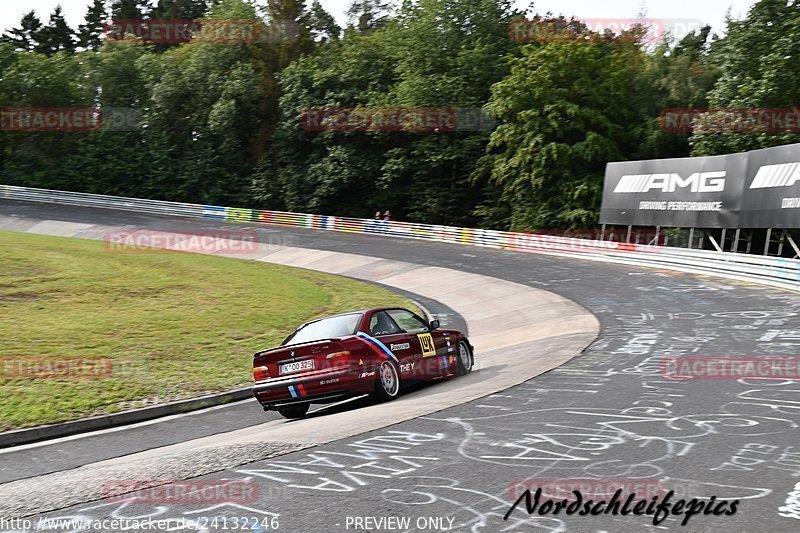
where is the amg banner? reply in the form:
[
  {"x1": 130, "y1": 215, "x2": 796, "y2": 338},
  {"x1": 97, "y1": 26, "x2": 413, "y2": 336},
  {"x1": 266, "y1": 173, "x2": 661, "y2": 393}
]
[
  {"x1": 741, "y1": 143, "x2": 800, "y2": 228},
  {"x1": 599, "y1": 153, "x2": 748, "y2": 228}
]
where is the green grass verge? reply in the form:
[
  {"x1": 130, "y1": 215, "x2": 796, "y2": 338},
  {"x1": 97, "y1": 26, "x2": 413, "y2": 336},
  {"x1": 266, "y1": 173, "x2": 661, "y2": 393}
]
[{"x1": 0, "y1": 230, "x2": 419, "y2": 430}]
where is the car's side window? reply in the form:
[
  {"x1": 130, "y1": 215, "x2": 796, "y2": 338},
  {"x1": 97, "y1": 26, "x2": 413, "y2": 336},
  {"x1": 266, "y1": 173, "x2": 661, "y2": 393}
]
[
  {"x1": 369, "y1": 311, "x2": 403, "y2": 336},
  {"x1": 387, "y1": 309, "x2": 429, "y2": 334}
]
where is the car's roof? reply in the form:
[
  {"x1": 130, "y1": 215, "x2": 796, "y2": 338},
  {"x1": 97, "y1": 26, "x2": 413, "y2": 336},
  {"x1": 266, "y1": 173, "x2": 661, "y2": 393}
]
[{"x1": 304, "y1": 306, "x2": 408, "y2": 323}]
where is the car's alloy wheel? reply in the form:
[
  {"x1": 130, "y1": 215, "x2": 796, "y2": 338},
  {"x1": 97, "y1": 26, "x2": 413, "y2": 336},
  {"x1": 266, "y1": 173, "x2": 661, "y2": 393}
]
[
  {"x1": 373, "y1": 360, "x2": 401, "y2": 401},
  {"x1": 457, "y1": 340, "x2": 473, "y2": 375},
  {"x1": 277, "y1": 403, "x2": 310, "y2": 419}
]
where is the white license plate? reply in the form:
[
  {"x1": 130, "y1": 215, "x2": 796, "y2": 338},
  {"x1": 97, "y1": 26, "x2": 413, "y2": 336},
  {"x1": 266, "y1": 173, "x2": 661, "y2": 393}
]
[{"x1": 279, "y1": 359, "x2": 314, "y2": 375}]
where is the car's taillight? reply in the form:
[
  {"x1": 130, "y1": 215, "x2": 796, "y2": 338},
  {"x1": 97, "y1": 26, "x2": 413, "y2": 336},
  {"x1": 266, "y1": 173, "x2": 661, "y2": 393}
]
[
  {"x1": 253, "y1": 365, "x2": 269, "y2": 381},
  {"x1": 326, "y1": 350, "x2": 350, "y2": 368}
]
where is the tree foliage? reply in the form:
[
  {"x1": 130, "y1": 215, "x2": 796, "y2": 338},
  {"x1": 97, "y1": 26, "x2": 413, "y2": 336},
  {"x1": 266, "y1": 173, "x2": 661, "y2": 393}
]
[
  {"x1": 1, "y1": 0, "x2": 798, "y2": 229},
  {"x1": 78, "y1": 0, "x2": 109, "y2": 50},
  {"x1": 2, "y1": 11, "x2": 45, "y2": 53},
  {"x1": 692, "y1": 0, "x2": 800, "y2": 155}
]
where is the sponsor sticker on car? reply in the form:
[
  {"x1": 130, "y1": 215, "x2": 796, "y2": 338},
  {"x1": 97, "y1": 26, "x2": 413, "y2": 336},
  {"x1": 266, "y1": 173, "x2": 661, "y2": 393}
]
[
  {"x1": 279, "y1": 359, "x2": 314, "y2": 375},
  {"x1": 400, "y1": 362, "x2": 415, "y2": 374},
  {"x1": 390, "y1": 342, "x2": 410, "y2": 351},
  {"x1": 418, "y1": 333, "x2": 436, "y2": 356}
]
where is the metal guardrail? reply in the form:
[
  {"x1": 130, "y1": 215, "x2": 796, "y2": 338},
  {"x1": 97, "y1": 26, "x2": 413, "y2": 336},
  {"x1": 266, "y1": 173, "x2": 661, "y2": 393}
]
[{"x1": 3, "y1": 184, "x2": 800, "y2": 289}]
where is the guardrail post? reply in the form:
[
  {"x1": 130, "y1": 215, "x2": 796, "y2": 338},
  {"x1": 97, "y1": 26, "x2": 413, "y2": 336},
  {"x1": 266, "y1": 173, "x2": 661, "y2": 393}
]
[
  {"x1": 626, "y1": 225, "x2": 632, "y2": 244},
  {"x1": 600, "y1": 224, "x2": 606, "y2": 241},
  {"x1": 732, "y1": 228, "x2": 740, "y2": 253},
  {"x1": 764, "y1": 228, "x2": 772, "y2": 255},
  {"x1": 720, "y1": 228, "x2": 726, "y2": 250},
  {"x1": 778, "y1": 230, "x2": 786, "y2": 256},
  {"x1": 688, "y1": 228, "x2": 694, "y2": 249}
]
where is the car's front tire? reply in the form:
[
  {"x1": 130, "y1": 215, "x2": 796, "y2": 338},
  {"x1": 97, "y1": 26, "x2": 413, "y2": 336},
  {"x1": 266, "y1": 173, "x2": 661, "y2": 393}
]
[
  {"x1": 372, "y1": 360, "x2": 401, "y2": 401},
  {"x1": 277, "y1": 403, "x2": 310, "y2": 419},
  {"x1": 457, "y1": 340, "x2": 473, "y2": 375}
]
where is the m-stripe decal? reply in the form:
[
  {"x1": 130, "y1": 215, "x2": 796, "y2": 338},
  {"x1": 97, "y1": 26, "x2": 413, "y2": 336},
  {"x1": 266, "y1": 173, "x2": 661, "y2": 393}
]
[
  {"x1": 356, "y1": 332, "x2": 399, "y2": 362},
  {"x1": 288, "y1": 384, "x2": 307, "y2": 398}
]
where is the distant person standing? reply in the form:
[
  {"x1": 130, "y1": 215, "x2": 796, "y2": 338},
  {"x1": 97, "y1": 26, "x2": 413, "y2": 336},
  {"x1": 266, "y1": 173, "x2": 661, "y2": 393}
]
[
  {"x1": 383, "y1": 210, "x2": 392, "y2": 221},
  {"x1": 370, "y1": 210, "x2": 382, "y2": 233}
]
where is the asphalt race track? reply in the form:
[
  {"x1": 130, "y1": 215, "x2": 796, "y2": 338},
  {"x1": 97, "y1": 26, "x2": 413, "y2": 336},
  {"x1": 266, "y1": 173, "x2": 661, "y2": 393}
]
[{"x1": 2, "y1": 199, "x2": 800, "y2": 532}]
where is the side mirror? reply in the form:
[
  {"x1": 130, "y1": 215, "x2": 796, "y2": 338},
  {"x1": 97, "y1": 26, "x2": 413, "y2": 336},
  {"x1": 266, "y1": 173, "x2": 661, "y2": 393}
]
[{"x1": 429, "y1": 319, "x2": 440, "y2": 330}]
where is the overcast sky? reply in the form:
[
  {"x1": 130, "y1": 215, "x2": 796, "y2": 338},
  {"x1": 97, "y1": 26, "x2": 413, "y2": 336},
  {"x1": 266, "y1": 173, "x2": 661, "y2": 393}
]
[{"x1": 1, "y1": 0, "x2": 757, "y2": 37}]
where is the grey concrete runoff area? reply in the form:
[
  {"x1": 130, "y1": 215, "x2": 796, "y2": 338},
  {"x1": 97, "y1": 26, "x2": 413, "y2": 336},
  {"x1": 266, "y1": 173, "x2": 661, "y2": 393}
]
[{"x1": 1, "y1": 199, "x2": 800, "y2": 532}]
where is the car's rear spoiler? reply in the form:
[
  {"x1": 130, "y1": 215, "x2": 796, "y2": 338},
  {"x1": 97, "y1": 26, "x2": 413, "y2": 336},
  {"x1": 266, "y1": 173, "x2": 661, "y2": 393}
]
[{"x1": 254, "y1": 336, "x2": 352, "y2": 356}]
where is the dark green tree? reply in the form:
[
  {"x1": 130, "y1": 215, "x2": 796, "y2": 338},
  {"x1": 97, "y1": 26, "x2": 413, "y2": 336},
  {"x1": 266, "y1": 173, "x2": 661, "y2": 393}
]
[
  {"x1": 2, "y1": 11, "x2": 45, "y2": 52},
  {"x1": 148, "y1": 0, "x2": 209, "y2": 19},
  {"x1": 0, "y1": 51, "x2": 88, "y2": 188},
  {"x1": 346, "y1": 0, "x2": 390, "y2": 33},
  {"x1": 481, "y1": 38, "x2": 653, "y2": 229},
  {"x1": 378, "y1": 0, "x2": 521, "y2": 225},
  {"x1": 78, "y1": 0, "x2": 109, "y2": 50},
  {"x1": 264, "y1": 0, "x2": 314, "y2": 70},
  {"x1": 305, "y1": 0, "x2": 341, "y2": 43},
  {"x1": 146, "y1": 0, "x2": 209, "y2": 51},
  {"x1": 257, "y1": 30, "x2": 400, "y2": 213},
  {"x1": 37, "y1": 6, "x2": 77, "y2": 55},
  {"x1": 637, "y1": 25, "x2": 719, "y2": 160},
  {"x1": 136, "y1": 0, "x2": 271, "y2": 204},
  {"x1": 264, "y1": 0, "x2": 519, "y2": 226},
  {"x1": 62, "y1": 40, "x2": 153, "y2": 196},
  {"x1": 110, "y1": 0, "x2": 150, "y2": 20},
  {"x1": 693, "y1": 0, "x2": 800, "y2": 155}
]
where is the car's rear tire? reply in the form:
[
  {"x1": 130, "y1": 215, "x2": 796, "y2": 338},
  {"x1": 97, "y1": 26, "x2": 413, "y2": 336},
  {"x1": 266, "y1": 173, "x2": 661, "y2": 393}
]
[
  {"x1": 457, "y1": 340, "x2": 473, "y2": 376},
  {"x1": 277, "y1": 404, "x2": 310, "y2": 419},
  {"x1": 372, "y1": 360, "x2": 401, "y2": 401}
]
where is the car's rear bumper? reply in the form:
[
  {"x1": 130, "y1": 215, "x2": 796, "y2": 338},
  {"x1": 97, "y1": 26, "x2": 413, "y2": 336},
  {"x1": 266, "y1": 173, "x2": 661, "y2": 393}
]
[
  {"x1": 267, "y1": 391, "x2": 353, "y2": 409},
  {"x1": 252, "y1": 366, "x2": 375, "y2": 408}
]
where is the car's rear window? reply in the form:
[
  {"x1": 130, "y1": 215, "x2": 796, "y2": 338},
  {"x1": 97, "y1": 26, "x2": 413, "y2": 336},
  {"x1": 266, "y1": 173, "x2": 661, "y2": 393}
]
[{"x1": 282, "y1": 313, "x2": 362, "y2": 345}]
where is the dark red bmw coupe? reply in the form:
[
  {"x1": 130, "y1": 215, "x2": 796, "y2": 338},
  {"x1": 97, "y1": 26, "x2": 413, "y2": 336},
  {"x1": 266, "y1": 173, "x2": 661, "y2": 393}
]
[{"x1": 252, "y1": 307, "x2": 473, "y2": 419}]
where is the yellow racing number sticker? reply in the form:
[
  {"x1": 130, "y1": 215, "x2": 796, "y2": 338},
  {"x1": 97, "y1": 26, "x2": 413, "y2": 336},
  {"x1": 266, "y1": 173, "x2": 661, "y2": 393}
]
[{"x1": 418, "y1": 333, "x2": 436, "y2": 356}]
